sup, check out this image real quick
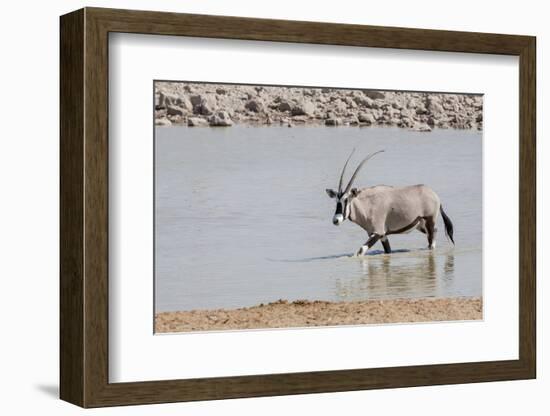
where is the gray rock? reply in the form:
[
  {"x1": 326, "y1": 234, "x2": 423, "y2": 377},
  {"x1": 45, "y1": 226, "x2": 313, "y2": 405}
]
[
  {"x1": 155, "y1": 117, "x2": 172, "y2": 126},
  {"x1": 400, "y1": 108, "x2": 415, "y2": 118},
  {"x1": 344, "y1": 97, "x2": 356, "y2": 107},
  {"x1": 332, "y1": 100, "x2": 347, "y2": 114},
  {"x1": 277, "y1": 101, "x2": 292, "y2": 112},
  {"x1": 158, "y1": 91, "x2": 179, "y2": 107},
  {"x1": 399, "y1": 117, "x2": 415, "y2": 128},
  {"x1": 208, "y1": 111, "x2": 234, "y2": 127},
  {"x1": 443, "y1": 101, "x2": 461, "y2": 112},
  {"x1": 167, "y1": 114, "x2": 183, "y2": 123},
  {"x1": 166, "y1": 105, "x2": 185, "y2": 116},
  {"x1": 190, "y1": 94, "x2": 217, "y2": 115},
  {"x1": 407, "y1": 98, "x2": 424, "y2": 111},
  {"x1": 155, "y1": 109, "x2": 167, "y2": 118},
  {"x1": 363, "y1": 90, "x2": 385, "y2": 100},
  {"x1": 245, "y1": 99, "x2": 264, "y2": 113},
  {"x1": 390, "y1": 117, "x2": 402, "y2": 126},
  {"x1": 291, "y1": 115, "x2": 308, "y2": 123},
  {"x1": 353, "y1": 95, "x2": 374, "y2": 108},
  {"x1": 291, "y1": 100, "x2": 315, "y2": 116},
  {"x1": 187, "y1": 117, "x2": 208, "y2": 127},
  {"x1": 190, "y1": 94, "x2": 203, "y2": 106},
  {"x1": 183, "y1": 99, "x2": 194, "y2": 112},
  {"x1": 426, "y1": 96, "x2": 445, "y2": 114},
  {"x1": 325, "y1": 118, "x2": 343, "y2": 126}
]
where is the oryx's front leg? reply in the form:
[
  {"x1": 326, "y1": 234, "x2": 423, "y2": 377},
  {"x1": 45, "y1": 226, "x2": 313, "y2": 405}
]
[{"x1": 356, "y1": 233, "x2": 382, "y2": 256}]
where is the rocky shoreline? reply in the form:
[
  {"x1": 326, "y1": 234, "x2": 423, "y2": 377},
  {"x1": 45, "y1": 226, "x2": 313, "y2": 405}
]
[
  {"x1": 154, "y1": 81, "x2": 483, "y2": 132},
  {"x1": 155, "y1": 296, "x2": 482, "y2": 333}
]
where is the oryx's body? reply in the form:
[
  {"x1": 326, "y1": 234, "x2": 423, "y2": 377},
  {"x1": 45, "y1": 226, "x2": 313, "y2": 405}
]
[{"x1": 326, "y1": 150, "x2": 454, "y2": 256}]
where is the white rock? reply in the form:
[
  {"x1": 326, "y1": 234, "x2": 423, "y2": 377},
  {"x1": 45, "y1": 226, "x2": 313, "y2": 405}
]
[
  {"x1": 208, "y1": 111, "x2": 234, "y2": 127},
  {"x1": 187, "y1": 117, "x2": 208, "y2": 127},
  {"x1": 358, "y1": 112, "x2": 376, "y2": 124},
  {"x1": 155, "y1": 117, "x2": 172, "y2": 126},
  {"x1": 411, "y1": 123, "x2": 432, "y2": 132}
]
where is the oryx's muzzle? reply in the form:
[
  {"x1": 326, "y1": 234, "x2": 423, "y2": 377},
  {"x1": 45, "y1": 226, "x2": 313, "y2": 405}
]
[{"x1": 333, "y1": 214, "x2": 344, "y2": 225}]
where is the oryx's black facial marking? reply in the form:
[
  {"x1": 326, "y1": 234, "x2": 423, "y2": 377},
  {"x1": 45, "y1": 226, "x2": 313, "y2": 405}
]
[{"x1": 331, "y1": 193, "x2": 350, "y2": 226}]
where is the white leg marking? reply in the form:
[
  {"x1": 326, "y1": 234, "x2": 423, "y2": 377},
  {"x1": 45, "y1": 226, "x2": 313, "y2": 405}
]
[{"x1": 356, "y1": 245, "x2": 368, "y2": 256}]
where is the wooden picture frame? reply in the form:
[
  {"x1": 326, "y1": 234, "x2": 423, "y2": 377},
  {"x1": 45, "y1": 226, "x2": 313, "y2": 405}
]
[{"x1": 60, "y1": 7, "x2": 536, "y2": 408}]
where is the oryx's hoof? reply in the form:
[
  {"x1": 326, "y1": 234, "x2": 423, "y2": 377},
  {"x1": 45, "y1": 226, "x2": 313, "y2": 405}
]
[{"x1": 355, "y1": 246, "x2": 368, "y2": 256}]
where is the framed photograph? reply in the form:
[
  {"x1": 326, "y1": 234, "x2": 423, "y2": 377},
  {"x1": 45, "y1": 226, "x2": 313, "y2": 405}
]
[{"x1": 60, "y1": 7, "x2": 536, "y2": 408}]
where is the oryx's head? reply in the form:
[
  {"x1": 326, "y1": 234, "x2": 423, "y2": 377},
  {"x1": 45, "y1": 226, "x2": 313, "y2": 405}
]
[{"x1": 326, "y1": 149, "x2": 384, "y2": 226}]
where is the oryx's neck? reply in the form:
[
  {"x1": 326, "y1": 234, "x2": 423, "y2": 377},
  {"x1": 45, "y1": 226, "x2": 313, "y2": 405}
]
[{"x1": 348, "y1": 199, "x2": 360, "y2": 223}]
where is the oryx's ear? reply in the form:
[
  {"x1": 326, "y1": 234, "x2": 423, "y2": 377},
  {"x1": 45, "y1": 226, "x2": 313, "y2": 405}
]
[
  {"x1": 326, "y1": 189, "x2": 337, "y2": 198},
  {"x1": 350, "y1": 188, "x2": 360, "y2": 197}
]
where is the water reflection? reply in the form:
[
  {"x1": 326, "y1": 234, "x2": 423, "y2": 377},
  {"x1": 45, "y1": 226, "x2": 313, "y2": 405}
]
[
  {"x1": 444, "y1": 252, "x2": 455, "y2": 279},
  {"x1": 334, "y1": 250, "x2": 455, "y2": 301}
]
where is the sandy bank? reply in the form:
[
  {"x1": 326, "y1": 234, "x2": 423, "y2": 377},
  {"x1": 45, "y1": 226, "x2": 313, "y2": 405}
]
[
  {"x1": 155, "y1": 297, "x2": 482, "y2": 333},
  {"x1": 154, "y1": 82, "x2": 483, "y2": 131}
]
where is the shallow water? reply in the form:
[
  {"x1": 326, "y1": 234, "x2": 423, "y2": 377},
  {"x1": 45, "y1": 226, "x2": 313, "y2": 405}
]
[{"x1": 155, "y1": 126, "x2": 482, "y2": 312}]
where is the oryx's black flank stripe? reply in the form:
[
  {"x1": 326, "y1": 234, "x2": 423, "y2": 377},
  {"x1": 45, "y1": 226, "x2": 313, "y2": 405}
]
[{"x1": 386, "y1": 216, "x2": 422, "y2": 235}]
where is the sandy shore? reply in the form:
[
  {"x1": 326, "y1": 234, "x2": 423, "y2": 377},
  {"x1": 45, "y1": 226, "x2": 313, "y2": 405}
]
[
  {"x1": 155, "y1": 297, "x2": 482, "y2": 333},
  {"x1": 154, "y1": 81, "x2": 483, "y2": 131}
]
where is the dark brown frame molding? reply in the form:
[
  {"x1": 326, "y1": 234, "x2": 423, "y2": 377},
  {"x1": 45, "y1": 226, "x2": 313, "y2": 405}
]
[{"x1": 60, "y1": 7, "x2": 536, "y2": 408}]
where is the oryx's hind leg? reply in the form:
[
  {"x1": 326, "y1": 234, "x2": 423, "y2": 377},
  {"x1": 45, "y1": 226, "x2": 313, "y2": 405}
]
[
  {"x1": 425, "y1": 216, "x2": 437, "y2": 249},
  {"x1": 381, "y1": 236, "x2": 391, "y2": 254}
]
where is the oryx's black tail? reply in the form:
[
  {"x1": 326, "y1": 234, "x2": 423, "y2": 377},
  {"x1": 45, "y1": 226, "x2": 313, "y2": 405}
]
[{"x1": 440, "y1": 205, "x2": 455, "y2": 245}]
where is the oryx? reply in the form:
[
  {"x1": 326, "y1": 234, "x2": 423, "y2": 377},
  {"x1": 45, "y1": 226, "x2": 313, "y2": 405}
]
[{"x1": 326, "y1": 149, "x2": 454, "y2": 256}]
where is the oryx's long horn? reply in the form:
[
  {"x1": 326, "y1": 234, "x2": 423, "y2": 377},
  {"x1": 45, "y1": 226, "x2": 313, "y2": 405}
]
[
  {"x1": 338, "y1": 148, "x2": 356, "y2": 193},
  {"x1": 343, "y1": 150, "x2": 385, "y2": 194}
]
